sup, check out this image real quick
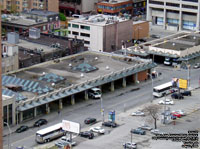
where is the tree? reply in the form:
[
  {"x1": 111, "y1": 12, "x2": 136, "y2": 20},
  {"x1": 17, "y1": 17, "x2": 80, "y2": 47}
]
[
  {"x1": 144, "y1": 104, "x2": 160, "y2": 129},
  {"x1": 59, "y1": 13, "x2": 66, "y2": 21}
]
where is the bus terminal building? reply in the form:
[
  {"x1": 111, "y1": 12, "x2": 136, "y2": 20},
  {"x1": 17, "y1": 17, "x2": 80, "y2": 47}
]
[{"x1": 2, "y1": 51, "x2": 156, "y2": 125}]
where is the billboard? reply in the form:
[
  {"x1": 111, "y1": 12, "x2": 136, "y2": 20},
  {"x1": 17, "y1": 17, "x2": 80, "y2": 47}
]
[
  {"x1": 178, "y1": 79, "x2": 188, "y2": 89},
  {"x1": 62, "y1": 120, "x2": 80, "y2": 134}
]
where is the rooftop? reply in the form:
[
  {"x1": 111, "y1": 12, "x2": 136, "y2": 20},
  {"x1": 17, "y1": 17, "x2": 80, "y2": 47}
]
[
  {"x1": 22, "y1": 9, "x2": 59, "y2": 17},
  {"x1": 99, "y1": 0, "x2": 132, "y2": 4},
  {"x1": 3, "y1": 51, "x2": 155, "y2": 111},
  {"x1": 69, "y1": 14, "x2": 131, "y2": 26}
]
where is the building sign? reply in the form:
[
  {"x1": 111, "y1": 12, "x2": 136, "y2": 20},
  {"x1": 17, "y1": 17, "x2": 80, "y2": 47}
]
[{"x1": 179, "y1": 79, "x2": 187, "y2": 89}]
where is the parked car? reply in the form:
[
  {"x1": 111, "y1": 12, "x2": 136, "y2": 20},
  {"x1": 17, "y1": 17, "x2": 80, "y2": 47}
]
[
  {"x1": 138, "y1": 124, "x2": 153, "y2": 131},
  {"x1": 79, "y1": 131, "x2": 94, "y2": 139},
  {"x1": 131, "y1": 110, "x2": 145, "y2": 116},
  {"x1": 171, "y1": 112, "x2": 181, "y2": 118},
  {"x1": 16, "y1": 125, "x2": 29, "y2": 133},
  {"x1": 59, "y1": 136, "x2": 76, "y2": 146},
  {"x1": 84, "y1": 118, "x2": 97, "y2": 124},
  {"x1": 151, "y1": 34, "x2": 160, "y2": 39},
  {"x1": 150, "y1": 129, "x2": 164, "y2": 135},
  {"x1": 90, "y1": 126, "x2": 105, "y2": 134},
  {"x1": 158, "y1": 99, "x2": 174, "y2": 105},
  {"x1": 123, "y1": 142, "x2": 137, "y2": 149},
  {"x1": 34, "y1": 119, "x2": 47, "y2": 127},
  {"x1": 181, "y1": 90, "x2": 192, "y2": 96},
  {"x1": 171, "y1": 110, "x2": 186, "y2": 116},
  {"x1": 193, "y1": 63, "x2": 200, "y2": 69},
  {"x1": 130, "y1": 128, "x2": 146, "y2": 135},
  {"x1": 171, "y1": 93, "x2": 184, "y2": 99},
  {"x1": 102, "y1": 121, "x2": 117, "y2": 128},
  {"x1": 55, "y1": 141, "x2": 70, "y2": 148}
]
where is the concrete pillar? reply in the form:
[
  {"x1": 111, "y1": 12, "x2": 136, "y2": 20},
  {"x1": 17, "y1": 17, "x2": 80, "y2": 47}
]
[
  {"x1": 146, "y1": 0, "x2": 151, "y2": 21},
  {"x1": 46, "y1": 103, "x2": 50, "y2": 114},
  {"x1": 34, "y1": 107, "x2": 37, "y2": 117},
  {"x1": 59, "y1": 99, "x2": 63, "y2": 110},
  {"x1": 111, "y1": 81, "x2": 115, "y2": 92},
  {"x1": 163, "y1": 7, "x2": 167, "y2": 29},
  {"x1": 19, "y1": 112, "x2": 23, "y2": 123},
  {"x1": 85, "y1": 90, "x2": 88, "y2": 101},
  {"x1": 134, "y1": 73, "x2": 138, "y2": 84},
  {"x1": 7, "y1": 106, "x2": 9, "y2": 124},
  {"x1": 196, "y1": 2, "x2": 200, "y2": 31},
  {"x1": 179, "y1": 11, "x2": 182, "y2": 31},
  {"x1": 71, "y1": 95, "x2": 75, "y2": 105},
  {"x1": 122, "y1": 77, "x2": 126, "y2": 88}
]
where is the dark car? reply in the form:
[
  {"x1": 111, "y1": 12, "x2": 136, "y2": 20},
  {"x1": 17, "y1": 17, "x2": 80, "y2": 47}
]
[
  {"x1": 79, "y1": 131, "x2": 94, "y2": 139},
  {"x1": 130, "y1": 128, "x2": 146, "y2": 135},
  {"x1": 181, "y1": 91, "x2": 192, "y2": 96},
  {"x1": 34, "y1": 119, "x2": 47, "y2": 127},
  {"x1": 16, "y1": 125, "x2": 29, "y2": 133},
  {"x1": 151, "y1": 34, "x2": 160, "y2": 39},
  {"x1": 102, "y1": 121, "x2": 117, "y2": 128},
  {"x1": 84, "y1": 118, "x2": 97, "y2": 124},
  {"x1": 171, "y1": 93, "x2": 184, "y2": 99}
]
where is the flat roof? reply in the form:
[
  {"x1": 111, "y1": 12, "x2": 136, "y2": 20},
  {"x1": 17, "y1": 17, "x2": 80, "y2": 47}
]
[
  {"x1": 22, "y1": 9, "x2": 58, "y2": 16},
  {"x1": 99, "y1": 0, "x2": 132, "y2": 4},
  {"x1": 3, "y1": 51, "x2": 156, "y2": 111},
  {"x1": 69, "y1": 14, "x2": 131, "y2": 26}
]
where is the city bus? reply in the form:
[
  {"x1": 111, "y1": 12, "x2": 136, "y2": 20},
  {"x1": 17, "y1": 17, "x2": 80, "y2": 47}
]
[
  {"x1": 35, "y1": 123, "x2": 65, "y2": 143},
  {"x1": 153, "y1": 82, "x2": 173, "y2": 97}
]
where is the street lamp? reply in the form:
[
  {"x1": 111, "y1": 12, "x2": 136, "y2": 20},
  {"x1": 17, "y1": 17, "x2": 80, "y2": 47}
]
[{"x1": 4, "y1": 122, "x2": 11, "y2": 149}]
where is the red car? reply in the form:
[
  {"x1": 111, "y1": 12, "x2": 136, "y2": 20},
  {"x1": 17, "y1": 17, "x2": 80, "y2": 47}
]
[{"x1": 171, "y1": 112, "x2": 181, "y2": 118}]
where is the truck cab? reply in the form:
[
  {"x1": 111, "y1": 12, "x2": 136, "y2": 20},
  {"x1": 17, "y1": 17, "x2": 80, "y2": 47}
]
[{"x1": 88, "y1": 88, "x2": 102, "y2": 99}]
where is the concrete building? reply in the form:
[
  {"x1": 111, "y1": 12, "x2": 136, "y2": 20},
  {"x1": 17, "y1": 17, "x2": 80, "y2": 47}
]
[
  {"x1": 0, "y1": 0, "x2": 58, "y2": 12},
  {"x1": 132, "y1": 0, "x2": 146, "y2": 16},
  {"x1": 59, "y1": 0, "x2": 98, "y2": 16},
  {"x1": 1, "y1": 51, "x2": 156, "y2": 125},
  {"x1": 96, "y1": 0, "x2": 133, "y2": 15},
  {"x1": 68, "y1": 14, "x2": 133, "y2": 52},
  {"x1": 125, "y1": 31, "x2": 200, "y2": 67},
  {"x1": 146, "y1": 0, "x2": 200, "y2": 31},
  {"x1": 133, "y1": 20, "x2": 149, "y2": 40}
]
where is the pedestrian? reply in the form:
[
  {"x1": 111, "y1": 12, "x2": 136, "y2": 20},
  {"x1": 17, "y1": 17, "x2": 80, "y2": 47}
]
[{"x1": 58, "y1": 110, "x2": 60, "y2": 115}]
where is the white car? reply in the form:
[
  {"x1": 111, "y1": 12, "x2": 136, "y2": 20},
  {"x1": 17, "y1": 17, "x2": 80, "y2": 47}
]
[
  {"x1": 90, "y1": 126, "x2": 105, "y2": 134},
  {"x1": 138, "y1": 124, "x2": 153, "y2": 131},
  {"x1": 131, "y1": 110, "x2": 145, "y2": 116},
  {"x1": 172, "y1": 110, "x2": 186, "y2": 116},
  {"x1": 151, "y1": 129, "x2": 164, "y2": 135},
  {"x1": 123, "y1": 142, "x2": 137, "y2": 149},
  {"x1": 158, "y1": 99, "x2": 174, "y2": 105}
]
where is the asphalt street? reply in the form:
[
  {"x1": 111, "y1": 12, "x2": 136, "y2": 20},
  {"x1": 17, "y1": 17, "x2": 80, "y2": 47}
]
[{"x1": 3, "y1": 65, "x2": 200, "y2": 149}]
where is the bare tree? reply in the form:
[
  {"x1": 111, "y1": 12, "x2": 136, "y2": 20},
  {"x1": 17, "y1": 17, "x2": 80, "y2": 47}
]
[{"x1": 144, "y1": 104, "x2": 160, "y2": 129}]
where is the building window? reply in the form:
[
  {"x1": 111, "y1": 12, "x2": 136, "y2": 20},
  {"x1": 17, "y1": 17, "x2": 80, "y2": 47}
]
[
  {"x1": 68, "y1": 23, "x2": 71, "y2": 27},
  {"x1": 68, "y1": 31, "x2": 71, "y2": 34},
  {"x1": 80, "y1": 33, "x2": 90, "y2": 37},
  {"x1": 72, "y1": 31, "x2": 79, "y2": 35},
  {"x1": 80, "y1": 25, "x2": 90, "y2": 30},
  {"x1": 84, "y1": 41, "x2": 90, "y2": 44},
  {"x1": 72, "y1": 24, "x2": 79, "y2": 28}
]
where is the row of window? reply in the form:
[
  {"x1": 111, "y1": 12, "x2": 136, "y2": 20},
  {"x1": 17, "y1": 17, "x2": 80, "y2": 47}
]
[
  {"x1": 97, "y1": 3, "x2": 132, "y2": 10},
  {"x1": 68, "y1": 31, "x2": 90, "y2": 38},
  {"x1": 68, "y1": 23, "x2": 90, "y2": 31}
]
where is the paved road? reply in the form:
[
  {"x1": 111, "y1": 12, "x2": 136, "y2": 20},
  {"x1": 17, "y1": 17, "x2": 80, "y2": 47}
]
[{"x1": 3, "y1": 65, "x2": 200, "y2": 149}]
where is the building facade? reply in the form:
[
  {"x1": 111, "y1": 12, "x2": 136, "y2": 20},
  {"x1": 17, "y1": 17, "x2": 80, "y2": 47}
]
[
  {"x1": 0, "y1": 0, "x2": 58, "y2": 12},
  {"x1": 59, "y1": 0, "x2": 98, "y2": 16},
  {"x1": 0, "y1": 9, "x2": 2, "y2": 149},
  {"x1": 97, "y1": 0, "x2": 133, "y2": 15},
  {"x1": 68, "y1": 14, "x2": 133, "y2": 52},
  {"x1": 146, "y1": 0, "x2": 200, "y2": 31}
]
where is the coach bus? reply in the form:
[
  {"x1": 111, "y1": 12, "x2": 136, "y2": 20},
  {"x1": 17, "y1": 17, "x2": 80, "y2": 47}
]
[{"x1": 153, "y1": 82, "x2": 174, "y2": 97}]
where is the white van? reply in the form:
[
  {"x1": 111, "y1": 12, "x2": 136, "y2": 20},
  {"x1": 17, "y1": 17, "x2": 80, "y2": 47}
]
[{"x1": 88, "y1": 88, "x2": 102, "y2": 99}]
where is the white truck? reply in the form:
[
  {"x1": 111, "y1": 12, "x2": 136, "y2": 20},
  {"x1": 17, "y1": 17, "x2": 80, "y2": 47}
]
[{"x1": 88, "y1": 88, "x2": 102, "y2": 99}]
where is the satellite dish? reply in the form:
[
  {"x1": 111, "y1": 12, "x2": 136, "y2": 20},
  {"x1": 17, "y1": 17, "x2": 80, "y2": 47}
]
[
  {"x1": 42, "y1": 72, "x2": 46, "y2": 75},
  {"x1": 80, "y1": 73, "x2": 84, "y2": 78},
  {"x1": 69, "y1": 63, "x2": 72, "y2": 67}
]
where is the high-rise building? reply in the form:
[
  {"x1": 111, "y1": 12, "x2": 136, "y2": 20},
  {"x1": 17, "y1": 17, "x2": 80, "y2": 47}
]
[
  {"x1": 146, "y1": 0, "x2": 200, "y2": 31},
  {"x1": 0, "y1": 0, "x2": 59, "y2": 12}
]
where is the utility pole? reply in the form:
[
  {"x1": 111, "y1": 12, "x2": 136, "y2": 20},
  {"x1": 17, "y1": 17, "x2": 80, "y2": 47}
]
[
  {"x1": 4, "y1": 122, "x2": 11, "y2": 149},
  {"x1": 100, "y1": 98, "x2": 104, "y2": 123}
]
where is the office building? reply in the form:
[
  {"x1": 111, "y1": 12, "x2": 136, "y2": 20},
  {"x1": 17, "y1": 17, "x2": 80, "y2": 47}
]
[
  {"x1": 68, "y1": 14, "x2": 133, "y2": 52},
  {"x1": 0, "y1": 0, "x2": 59, "y2": 12},
  {"x1": 0, "y1": 9, "x2": 2, "y2": 149},
  {"x1": 146, "y1": 0, "x2": 200, "y2": 31}
]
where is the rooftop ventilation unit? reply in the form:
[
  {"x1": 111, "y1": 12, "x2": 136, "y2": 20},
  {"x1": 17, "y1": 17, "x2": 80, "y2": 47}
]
[
  {"x1": 29, "y1": 28, "x2": 40, "y2": 39},
  {"x1": 7, "y1": 32, "x2": 19, "y2": 44}
]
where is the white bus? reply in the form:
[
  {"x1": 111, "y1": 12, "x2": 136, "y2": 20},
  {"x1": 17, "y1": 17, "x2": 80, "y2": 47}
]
[
  {"x1": 36, "y1": 123, "x2": 65, "y2": 143},
  {"x1": 153, "y1": 82, "x2": 173, "y2": 97}
]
